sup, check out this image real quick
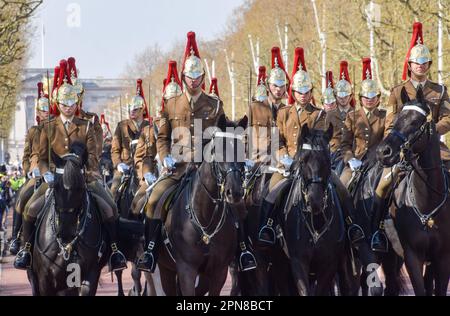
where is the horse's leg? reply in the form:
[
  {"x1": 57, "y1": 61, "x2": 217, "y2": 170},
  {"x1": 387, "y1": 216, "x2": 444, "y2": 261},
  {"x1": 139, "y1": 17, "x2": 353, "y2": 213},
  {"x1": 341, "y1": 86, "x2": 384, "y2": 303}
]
[
  {"x1": 195, "y1": 274, "x2": 210, "y2": 296},
  {"x1": 229, "y1": 261, "x2": 240, "y2": 296},
  {"x1": 176, "y1": 261, "x2": 197, "y2": 296},
  {"x1": 433, "y1": 256, "x2": 450, "y2": 296},
  {"x1": 143, "y1": 272, "x2": 157, "y2": 296},
  {"x1": 159, "y1": 264, "x2": 177, "y2": 296},
  {"x1": 424, "y1": 263, "x2": 434, "y2": 296},
  {"x1": 207, "y1": 267, "x2": 228, "y2": 296},
  {"x1": 315, "y1": 263, "x2": 339, "y2": 296},
  {"x1": 27, "y1": 270, "x2": 40, "y2": 296},
  {"x1": 382, "y1": 250, "x2": 401, "y2": 296},
  {"x1": 115, "y1": 270, "x2": 125, "y2": 296},
  {"x1": 290, "y1": 258, "x2": 310, "y2": 296},
  {"x1": 130, "y1": 263, "x2": 142, "y2": 296},
  {"x1": 403, "y1": 248, "x2": 426, "y2": 296},
  {"x1": 337, "y1": 251, "x2": 360, "y2": 296}
]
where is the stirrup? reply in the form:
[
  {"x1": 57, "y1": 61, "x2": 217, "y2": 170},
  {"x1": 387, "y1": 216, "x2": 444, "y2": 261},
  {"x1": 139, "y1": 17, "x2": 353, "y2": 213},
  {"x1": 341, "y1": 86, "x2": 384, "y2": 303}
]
[
  {"x1": 238, "y1": 246, "x2": 257, "y2": 272},
  {"x1": 347, "y1": 223, "x2": 366, "y2": 244},
  {"x1": 258, "y1": 218, "x2": 276, "y2": 245}
]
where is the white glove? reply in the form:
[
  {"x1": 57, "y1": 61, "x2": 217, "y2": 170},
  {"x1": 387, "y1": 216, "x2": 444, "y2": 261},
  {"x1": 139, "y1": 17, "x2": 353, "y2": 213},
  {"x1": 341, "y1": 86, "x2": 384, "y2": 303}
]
[
  {"x1": 32, "y1": 168, "x2": 41, "y2": 179},
  {"x1": 43, "y1": 171, "x2": 54, "y2": 184},
  {"x1": 117, "y1": 163, "x2": 130, "y2": 174},
  {"x1": 280, "y1": 155, "x2": 294, "y2": 170},
  {"x1": 348, "y1": 158, "x2": 362, "y2": 171},
  {"x1": 244, "y1": 159, "x2": 255, "y2": 172},
  {"x1": 143, "y1": 172, "x2": 157, "y2": 186},
  {"x1": 163, "y1": 155, "x2": 177, "y2": 171}
]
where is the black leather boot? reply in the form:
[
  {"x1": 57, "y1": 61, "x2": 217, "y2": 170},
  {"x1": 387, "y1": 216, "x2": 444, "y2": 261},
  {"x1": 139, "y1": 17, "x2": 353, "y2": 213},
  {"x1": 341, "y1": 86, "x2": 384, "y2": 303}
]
[
  {"x1": 104, "y1": 218, "x2": 128, "y2": 272},
  {"x1": 258, "y1": 200, "x2": 276, "y2": 245},
  {"x1": 136, "y1": 219, "x2": 162, "y2": 273},
  {"x1": 237, "y1": 220, "x2": 257, "y2": 272},
  {"x1": 14, "y1": 217, "x2": 35, "y2": 270},
  {"x1": 371, "y1": 196, "x2": 389, "y2": 253},
  {"x1": 9, "y1": 212, "x2": 22, "y2": 255}
]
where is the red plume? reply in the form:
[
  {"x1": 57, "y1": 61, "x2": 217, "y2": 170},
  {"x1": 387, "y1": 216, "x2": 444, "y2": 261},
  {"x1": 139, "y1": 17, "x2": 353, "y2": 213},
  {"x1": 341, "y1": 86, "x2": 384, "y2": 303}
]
[
  {"x1": 163, "y1": 60, "x2": 182, "y2": 92},
  {"x1": 362, "y1": 58, "x2": 373, "y2": 81},
  {"x1": 403, "y1": 22, "x2": 424, "y2": 81},
  {"x1": 256, "y1": 66, "x2": 267, "y2": 86},
  {"x1": 325, "y1": 71, "x2": 334, "y2": 88},
  {"x1": 50, "y1": 65, "x2": 61, "y2": 116},
  {"x1": 288, "y1": 47, "x2": 306, "y2": 105},
  {"x1": 136, "y1": 79, "x2": 150, "y2": 120},
  {"x1": 67, "y1": 57, "x2": 78, "y2": 78},
  {"x1": 339, "y1": 60, "x2": 355, "y2": 107},
  {"x1": 181, "y1": 32, "x2": 204, "y2": 90},
  {"x1": 100, "y1": 114, "x2": 106, "y2": 124},
  {"x1": 58, "y1": 59, "x2": 72, "y2": 88},
  {"x1": 209, "y1": 78, "x2": 219, "y2": 98},
  {"x1": 37, "y1": 82, "x2": 44, "y2": 99}
]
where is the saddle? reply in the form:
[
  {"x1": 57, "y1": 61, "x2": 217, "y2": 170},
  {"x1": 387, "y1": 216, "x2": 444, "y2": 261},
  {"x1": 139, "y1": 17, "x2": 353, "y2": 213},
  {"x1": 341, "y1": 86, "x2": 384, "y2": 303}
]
[{"x1": 154, "y1": 164, "x2": 197, "y2": 223}]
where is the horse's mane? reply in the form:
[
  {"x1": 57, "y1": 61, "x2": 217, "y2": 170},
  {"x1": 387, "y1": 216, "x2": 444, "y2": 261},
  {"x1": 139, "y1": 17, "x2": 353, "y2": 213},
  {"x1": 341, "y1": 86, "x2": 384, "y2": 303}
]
[{"x1": 62, "y1": 142, "x2": 86, "y2": 190}]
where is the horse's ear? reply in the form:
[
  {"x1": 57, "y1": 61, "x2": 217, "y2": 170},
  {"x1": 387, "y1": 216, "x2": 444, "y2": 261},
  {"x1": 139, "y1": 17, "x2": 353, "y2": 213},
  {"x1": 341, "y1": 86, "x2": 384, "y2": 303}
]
[
  {"x1": 237, "y1": 115, "x2": 248, "y2": 130},
  {"x1": 217, "y1": 114, "x2": 227, "y2": 132},
  {"x1": 324, "y1": 124, "x2": 333, "y2": 143},
  {"x1": 416, "y1": 86, "x2": 425, "y2": 105},
  {"x1": 400, "y1": 87, "x2": 410, "y2": 104}
]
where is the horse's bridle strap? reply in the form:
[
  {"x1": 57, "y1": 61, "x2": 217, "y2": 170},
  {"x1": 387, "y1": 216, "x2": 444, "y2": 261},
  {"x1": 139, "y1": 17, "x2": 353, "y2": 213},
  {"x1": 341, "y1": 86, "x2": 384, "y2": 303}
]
[
  {"x1": 402, "y1": 105, "x2": 427, "y2": 117},
  {"x1": 55, "y1": 168, "x2": 84, "y2": 175}
]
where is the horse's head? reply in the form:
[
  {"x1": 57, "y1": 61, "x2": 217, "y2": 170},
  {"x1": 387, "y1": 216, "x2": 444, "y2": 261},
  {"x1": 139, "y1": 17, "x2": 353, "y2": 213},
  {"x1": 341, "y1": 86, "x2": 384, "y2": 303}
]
[
  {"x1": 52, "y1": 142, "x2": 87, "y2": 241},
  {"x1": 294, "y1": 124, "x2": 333, "y2": 215},
  {"x1": 377, "y1": 87, "x2": 432, "y2": 167},
  {"x1": 207, "y1": 114, "x2": 247, "y2": 204}
]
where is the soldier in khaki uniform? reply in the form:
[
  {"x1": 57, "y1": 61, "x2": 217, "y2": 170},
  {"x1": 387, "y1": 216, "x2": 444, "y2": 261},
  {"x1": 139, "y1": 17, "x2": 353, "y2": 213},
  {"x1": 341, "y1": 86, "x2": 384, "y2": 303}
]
[
  {"x1": 9, "y1": 82, "x2": 50, "y2": 255},
  {"x1": 14, "y1": 60, "x2": 127, "y2": 272},
  {"x1": 338, "y1": 57, "x2": 387, "y2": 251},
  {"x1": 322, "y1": 71, "x2": 342, "y2": 154},
  {"x1": 110, "y1": 79, "x2": 151, "y2": 200},
  {"x1": 258, "y1": 48, "x2": 364, "y2": 246},
  {"x1": 371, "y1": 22, "x2": 450, "y2": 252},
  {"x1": 246, "y1": 58, "x2": 287, "y2": 165},
  {"x1": 67, "y1": 57, "x2": 103, "y2": 160},
  {"x1": 129, "y1": 61, "x2": 183, "y2": 218},
  {"x1": 137, "y1": 32, "x2": 256, "y2": 273}
]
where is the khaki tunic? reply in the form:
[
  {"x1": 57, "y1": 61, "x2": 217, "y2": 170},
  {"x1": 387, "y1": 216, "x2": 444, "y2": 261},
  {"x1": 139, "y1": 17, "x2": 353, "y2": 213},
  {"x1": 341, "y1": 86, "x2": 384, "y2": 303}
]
[
  {"x1": 111, "y1": 119, "x2": 150, "y2": 168},
  {"x1": 385, "y1": 80, "x2": 450, "y2": 161},
  {"x1": 22, "y1": 126, "x2": 40, "y2": 174},
  {"x1": 341, "y1": 107, "x2": 387, "y2": 164},
  {"x1": 134, "y1": 125, "x2": 157, "y2": 183},
  {"x1": 79, "y1": 109, "x2": 103, "y2": 159},
  {"x1": 324, "y1": 109, "x2": 350, "y2": 153},
  {"x1": 39, "y1": 116, "x2": 100, "y2": 183}
]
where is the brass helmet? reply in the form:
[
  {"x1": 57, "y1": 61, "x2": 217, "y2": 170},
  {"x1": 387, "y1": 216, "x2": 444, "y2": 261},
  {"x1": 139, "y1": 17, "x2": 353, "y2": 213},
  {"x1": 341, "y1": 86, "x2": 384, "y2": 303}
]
[
  {"x1": 163, "y1": 60, "x2": 183, "y2": 100},
  {"x1": 403, "y1": 22, "x2": 432, "y2": 81},
  {"x1": 335, "y1": 61, "x2": 352, "y2": 98},
  {"x1": 209, "y1": 78, "x2": 220, "y2": 99},
  {"x1": 67, "y1": 57, "x2": 84, "y2": 97},
  {"x1": 254, "y1": 66, "x2": 268, "y2": 102},
  {"x1": 129, "y1": 79, "x2": 150, "y2": 119},
  {"x1": 322, "y1": 71, "x2": 336, "y2": 105},
  {"x1": 267, "y1": 47, "x2": 289, "y2": 87},
  {"x1": 289, "y1": 47, "x2": 313, "y2": 104},
  {"x1": 182, "y1": 32, "x2": 205, "y2": 80},
  {"x1": 359, "y1": 58, "x2": 380, "y2": 99},
  {"x1": 36, "y1": 82, "x2": 49, "y2": 112},
  {"x1": 56, "y1": 59, "x2": 79, "y2": 108}
]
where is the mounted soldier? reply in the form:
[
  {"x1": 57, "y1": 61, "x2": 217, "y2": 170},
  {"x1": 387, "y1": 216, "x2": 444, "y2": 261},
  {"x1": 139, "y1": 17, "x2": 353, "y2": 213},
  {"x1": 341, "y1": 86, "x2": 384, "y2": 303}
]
[
  {"x1": 9, "y1": 81, "x2": 50, "y2": 254},
  {"x1": 372, "y1": 22, "x2": 450, "y2": 252},
  {"x1": 129, "y1": 61, "x2": 183, "y2": 219},
  {"x1": 14, "y1": 59, "x2": 127, "y2": 272},
  {"x1": 67, "y1": 57, "x2": 103, "y2": 161},
  {"x1": 110, "y1": 79, "x2": 151, "y2": 200},
  {"x1": 258, "y1": 47, "x2": 364, "y2": 246},
  {"x1": 99, "y1": 114, "x2": 114, "y2": 187},
  {"x1": 136, "y1": 32, "x2": 255, "y2": 273}
]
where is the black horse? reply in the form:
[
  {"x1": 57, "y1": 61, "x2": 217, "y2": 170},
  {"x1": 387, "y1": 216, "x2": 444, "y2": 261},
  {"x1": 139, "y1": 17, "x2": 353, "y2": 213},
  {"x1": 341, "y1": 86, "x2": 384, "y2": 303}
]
[
  {"x1": 156, "y1": 115, "x2": 247, "y2": 296},
  {"x1": 282, "y1": 125, "x2": 348, "y2": 295},
  {"x1": 29, "y1": 143, "x2": 108, "y2": 296},
  {"x1": 114, "y1": 153, "x2": 154, "y2": 296},
  {"x1": 377, "y1": 87, "x2": 450, "y2": 296}
]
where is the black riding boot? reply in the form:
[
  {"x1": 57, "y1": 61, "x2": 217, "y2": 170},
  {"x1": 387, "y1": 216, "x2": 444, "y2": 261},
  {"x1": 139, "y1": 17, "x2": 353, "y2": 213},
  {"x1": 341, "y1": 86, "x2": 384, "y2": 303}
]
[
  {"x1": 136, "y1": 219, "x2": 162, "y2": 273},
  {"x1": 104, "y1": 218, "x2": 128, "y2": 272},
  {"x1": 14, "y1": 217, "x2": 35, "y2": 270},
  {"x1": 371, "y1": 195, "x2": 389, "y2": 253},
  {"x1": 258, "y1": 200, "x2": 276, "y2": 245},
  {"x1": 9, "y1": 212, "x2": 22, "y2": 255},
  {"x1": 237, "y1": 220, "x2": 257, "y2": 272}
]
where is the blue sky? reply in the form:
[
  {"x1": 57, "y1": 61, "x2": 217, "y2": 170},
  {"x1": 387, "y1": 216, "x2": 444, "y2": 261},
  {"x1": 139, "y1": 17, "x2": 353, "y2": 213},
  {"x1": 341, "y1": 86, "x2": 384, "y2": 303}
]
[{"x1": 28, "y1": 0, "x2": 245, "y2": 78}]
